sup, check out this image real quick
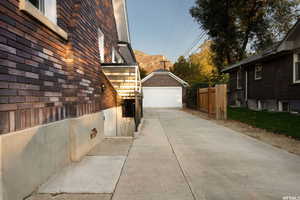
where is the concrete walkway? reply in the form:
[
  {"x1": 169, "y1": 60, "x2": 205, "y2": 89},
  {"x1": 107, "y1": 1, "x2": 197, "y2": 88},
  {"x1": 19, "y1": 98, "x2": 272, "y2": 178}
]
[
  {"x1": 29, "y1": 138, "x2": 133, "y2": 200},
  {"x1": 113, "y1": 109, "x2": 300, "y2": 200}
]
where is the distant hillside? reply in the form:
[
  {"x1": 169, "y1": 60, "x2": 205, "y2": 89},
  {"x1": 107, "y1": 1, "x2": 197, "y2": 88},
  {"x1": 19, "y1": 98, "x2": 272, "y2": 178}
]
[{"x1": 134, "y1": 50, "x2": 173, "y2": 74}]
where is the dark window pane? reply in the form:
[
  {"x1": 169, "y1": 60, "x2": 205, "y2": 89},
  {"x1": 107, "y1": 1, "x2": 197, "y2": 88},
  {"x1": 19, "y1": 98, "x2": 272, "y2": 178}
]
[{"x1": 28, "y1": 0, "x2": 39, "y2": 8}]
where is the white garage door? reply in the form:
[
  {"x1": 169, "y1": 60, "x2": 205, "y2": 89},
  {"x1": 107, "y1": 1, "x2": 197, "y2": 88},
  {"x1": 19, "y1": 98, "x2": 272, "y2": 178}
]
[{"x1": 143, "y1": 87, "x2": 182, "y2": 108}]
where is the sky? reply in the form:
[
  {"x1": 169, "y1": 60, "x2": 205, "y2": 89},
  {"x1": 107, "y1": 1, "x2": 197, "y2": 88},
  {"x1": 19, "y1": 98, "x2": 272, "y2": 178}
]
[{"x1": 127, "y1": 0, "x2": 205, "y2": 62}]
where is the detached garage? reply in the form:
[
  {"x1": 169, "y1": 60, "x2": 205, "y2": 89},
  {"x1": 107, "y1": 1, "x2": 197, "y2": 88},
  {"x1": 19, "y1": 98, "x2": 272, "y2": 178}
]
[{"x1": 142, "y1": 69, "x2": 189, "y2": 108}]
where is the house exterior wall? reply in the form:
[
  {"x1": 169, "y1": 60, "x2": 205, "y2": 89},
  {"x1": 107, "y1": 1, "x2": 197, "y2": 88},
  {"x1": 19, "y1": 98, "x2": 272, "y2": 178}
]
[
  {"x1": 247, "y1": 54, "x2": 300, "y2": 100},
  {"x1": 0, "y1": 1, "x2": 136, "y2": 199},
  {"x1": 227, "y1": 68, "x2": 246, "y2": 106},
  {"x1": 227, "y1": 53, "x2": 300, "y2": 112},
  {"x1": 0, "y1": 0, "x2": 118, "y2": 135}
]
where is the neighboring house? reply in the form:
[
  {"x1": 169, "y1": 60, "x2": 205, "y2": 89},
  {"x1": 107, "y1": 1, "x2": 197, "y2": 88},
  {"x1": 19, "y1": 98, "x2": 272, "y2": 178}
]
[
  {"x1": 0, "y1": 0, "x2": 141, "y2": 200},
  {"x1": 222, "y1": 20, "x2": 300, "y2": 113},
  {"x1": 142, "y1": 69, "x2": 189, "y2": 108}
]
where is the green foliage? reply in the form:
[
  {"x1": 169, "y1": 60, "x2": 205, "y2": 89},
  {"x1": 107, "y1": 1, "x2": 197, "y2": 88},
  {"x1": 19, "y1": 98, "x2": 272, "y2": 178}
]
[
  {"x1": 228, "y1": 107, "x2": 300, "y2": 140},
  {"x1": 171, "y1": 42, "x2": 229, "y2": 86},
  {"x1": 170, "y1": 56, "x2": 201, "y2": 84},
  {"x1": 190, "y1": 0, "x2": 300, "y2": 70}
]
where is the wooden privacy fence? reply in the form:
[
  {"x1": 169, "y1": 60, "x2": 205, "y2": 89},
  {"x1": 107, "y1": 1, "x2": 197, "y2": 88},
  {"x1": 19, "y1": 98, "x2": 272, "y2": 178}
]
[{"x1": 197, "y1": 84, "x2": 227, "y2": 120}]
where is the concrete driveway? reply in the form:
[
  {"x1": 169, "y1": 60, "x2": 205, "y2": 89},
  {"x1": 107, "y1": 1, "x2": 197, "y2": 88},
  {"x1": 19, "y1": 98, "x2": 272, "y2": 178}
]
[{"x1": 113, "y1": 109, "x2": 300, "y2": 200}]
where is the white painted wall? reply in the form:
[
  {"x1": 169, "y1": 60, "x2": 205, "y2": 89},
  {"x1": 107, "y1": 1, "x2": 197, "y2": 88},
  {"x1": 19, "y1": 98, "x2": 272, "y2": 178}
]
[{"x1": 143, "y1": 87, "x2": 183, "y2": 108}]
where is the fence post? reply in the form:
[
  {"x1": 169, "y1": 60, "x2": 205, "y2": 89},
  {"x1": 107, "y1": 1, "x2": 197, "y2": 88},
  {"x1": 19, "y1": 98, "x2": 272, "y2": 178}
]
[
  {"x1": 215, "y1": 84, "x2": 227, "y2": 120},
  {"x1": 207, "y1": 87, "x2": 210, "y2": 116},
  {"x1": 197, "y1": 88, "x2": 199, "y2": 110}
]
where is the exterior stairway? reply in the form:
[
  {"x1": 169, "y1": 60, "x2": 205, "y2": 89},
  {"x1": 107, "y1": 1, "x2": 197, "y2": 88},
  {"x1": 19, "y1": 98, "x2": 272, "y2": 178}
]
[{"x1": 102, "y1": 65, "x2": 141, "y2": 99}]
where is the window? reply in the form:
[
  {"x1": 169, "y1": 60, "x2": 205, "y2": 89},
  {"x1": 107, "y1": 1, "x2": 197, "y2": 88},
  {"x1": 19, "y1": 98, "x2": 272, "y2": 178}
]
[
  {"x1": 20, "y1": 0, "x2": 67, "y2": 39},
  {"x1": 278, "y1": 101, "x2": 290, "y2": 112},
  {"x1": 294, "y1": 53, "x2": 300, "y2": 83},
  {"x1": 28, "y1": 0, "x2": 43, "y2": 12},
  {"x1": 255, "y1": 64, "x2": 262, "y2": 80},
  {"x1": 26, "y1": 0, "x2": 57, "y2": 24},
  {"x1": 237, "y1": 69, "x2": 242, "y2": 89},
  {"x1": 98, "y1": 29, "x2": 105, "y2": 63}
]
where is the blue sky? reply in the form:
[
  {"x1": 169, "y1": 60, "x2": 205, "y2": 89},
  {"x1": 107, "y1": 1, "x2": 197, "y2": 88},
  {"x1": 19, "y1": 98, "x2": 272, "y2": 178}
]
[{"x1": 127, "y1": 0, "x2": 204, "y2": 62}]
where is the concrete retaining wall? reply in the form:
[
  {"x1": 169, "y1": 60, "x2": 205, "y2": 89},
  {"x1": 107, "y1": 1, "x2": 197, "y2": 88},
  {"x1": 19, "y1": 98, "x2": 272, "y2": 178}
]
[
  {"x1": 1, "y1": 111, "x2": 105, "y2": 200},
  {"x1": 1, "y1": 119, "x2": 71, "y2": 200},
  {"x1": 116, "y1": 106, "x2": 135, "y2": 137},
  {"x1": 103, "y1": 107, "x2": 117, "y2": 137},
  {"x1": 69, "y1": 112, "x2": 105, "y2": 162},
  {"x1": 0, "y1": 107, "x2": 136, "y2": 200}
]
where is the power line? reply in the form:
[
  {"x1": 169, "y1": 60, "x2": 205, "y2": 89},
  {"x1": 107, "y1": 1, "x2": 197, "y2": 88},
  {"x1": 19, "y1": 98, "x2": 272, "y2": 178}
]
[
  {"x1": 188, "y1": 35, "x2": 210, "y2": 56},
  {"x1": 183, "y1": 30, "x2": 208, "y2": 58},
  {"x1": 182, "y1": 30, "x2": 206, "y2": 57}
]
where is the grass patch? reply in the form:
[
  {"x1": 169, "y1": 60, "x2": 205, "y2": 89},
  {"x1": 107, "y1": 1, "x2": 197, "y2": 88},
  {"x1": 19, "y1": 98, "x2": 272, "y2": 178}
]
[{"x1": 228, "y1": 107, "x2": 300, "y2": 140}]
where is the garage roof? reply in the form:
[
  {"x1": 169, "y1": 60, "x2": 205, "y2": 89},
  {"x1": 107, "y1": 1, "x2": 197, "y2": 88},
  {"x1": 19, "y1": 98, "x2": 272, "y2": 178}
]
[{"x1": 142, "y1": 70, "x2": 189, "y2": 87}]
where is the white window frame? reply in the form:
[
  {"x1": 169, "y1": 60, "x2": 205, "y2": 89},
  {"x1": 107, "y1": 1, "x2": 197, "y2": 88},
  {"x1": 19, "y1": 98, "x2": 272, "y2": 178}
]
[
  {"x1": 112, "y1": 47, "x2": 116, "y2": 63},
  {"x1": 254, "y1": 64, "x2": 263, "y2": 80},
  {"x1": 98, "y1": 29, "x2": 105, "y2": 63},
  {"x1": 26, "y1": 0, "x2": 57, "y2": 24},
  {"x1": 19, "y1": 0, "x2": 67, "y2": 39},
  {"x1": 237, "y1": 69, "x2": 242, "y2": 89},
  {"x1": 293, "y1": 53, "x2": 300, "y2": 83},
  {"x1": 257, "y1": 100, "x2": 262, "y2": 110},
  {"x1": 28, "y1": 0, "x2": 45, "y2": 13}
]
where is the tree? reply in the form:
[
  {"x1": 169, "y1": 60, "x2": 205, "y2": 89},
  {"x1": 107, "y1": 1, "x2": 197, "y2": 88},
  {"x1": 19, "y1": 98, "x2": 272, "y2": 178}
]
[
  {"x1": 171, "y1": 42, "x2": 229, "y2": 86},
  {"x1": 190, "y1": 0, "x2": 300, "y2": 70},
  {"x1": 189, "y1": 41, "x2": 215, "y2": 77},
  {"x1": 171, "y1": 56, "x2": 201, "y2": 83},
  {"x1": 139, "y1": 67, "x2": 148, "y2": 79}
]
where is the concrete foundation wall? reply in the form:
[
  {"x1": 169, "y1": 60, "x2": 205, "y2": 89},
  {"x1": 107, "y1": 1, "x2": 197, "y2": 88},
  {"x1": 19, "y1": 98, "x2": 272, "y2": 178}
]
[
  {"x1": 247, "y1": 99, "x2": 300, "y2": 113},
  {"x1": 248, "y1": 99, "x2": 258, "y2": 110},
  {"x1": 0, "y1": 136, "x2": 4, "y2": 200},
  {"x1": 69, "y1": 112, "x2": 105, "y2": 162},
  {"x1": 1, "y1": 119, "x2": 71, "y2": 200},
  {"x1": 0, "y1": 111, "x2": 107, "y2": 200},
  {"x1": 0, "y1": 106, "x2": 137, "y2": 200},
  {"x1": 103, "y1": 107, "x2": 117, "y2": 137},
  {"x1": 116, "y1": 107, "x2": 135, "y2": 137},
  {"x1": 262, "y1": 100, "x2": 277, "y2": 111},
  {"x1": 290, "y1": 100, "x2": 300, "y2": 112}
]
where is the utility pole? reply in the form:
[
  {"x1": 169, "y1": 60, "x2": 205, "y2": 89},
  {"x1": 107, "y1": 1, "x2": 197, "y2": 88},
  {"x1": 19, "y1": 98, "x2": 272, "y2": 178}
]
[{"x1": 160, "y1": 56, "x2": 169, "y2": 70}]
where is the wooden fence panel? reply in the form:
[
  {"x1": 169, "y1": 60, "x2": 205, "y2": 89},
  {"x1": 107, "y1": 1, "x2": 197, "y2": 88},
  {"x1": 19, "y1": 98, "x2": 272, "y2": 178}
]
[
  {"x1": 215, "y1": 84, "x2": 227, "y2": 120},
  {"x1": 197, "y1": 84, "x2": 227, "y2": 119}
]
